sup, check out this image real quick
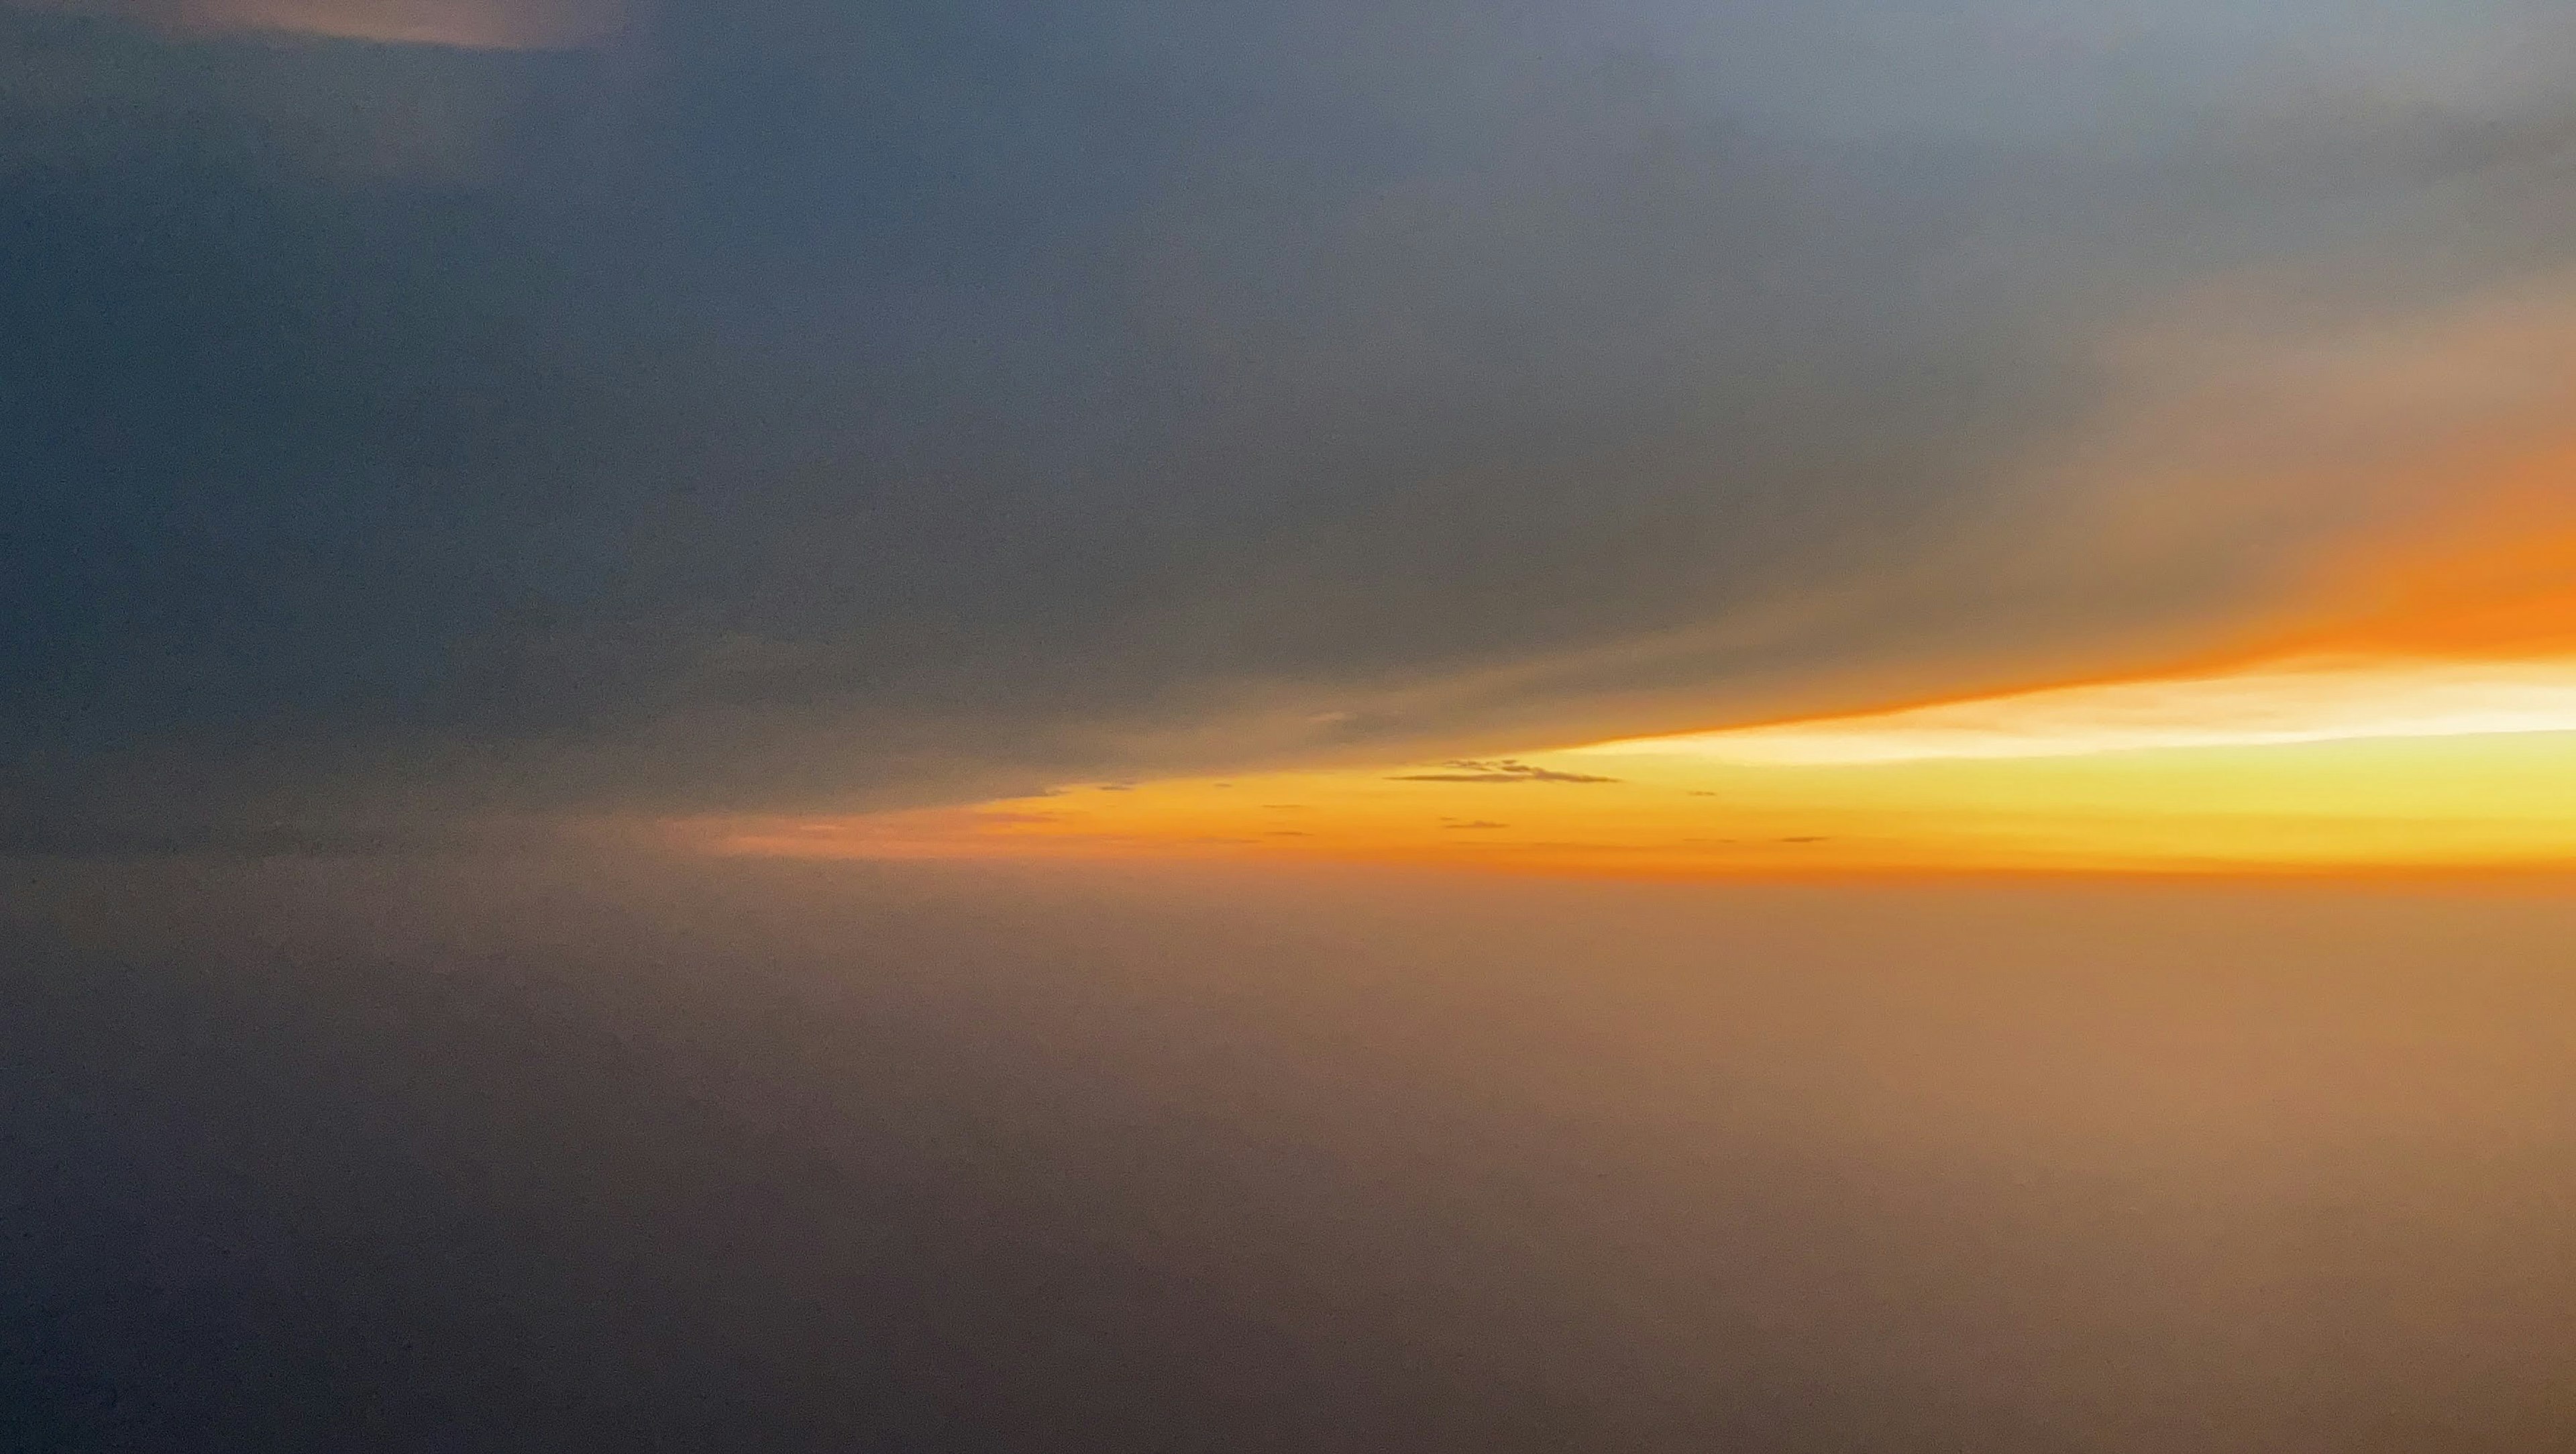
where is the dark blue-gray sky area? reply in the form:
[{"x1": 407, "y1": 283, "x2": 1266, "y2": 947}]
[{"x1": 6, "y1": 0, "x2": 2575, "y2": 846}]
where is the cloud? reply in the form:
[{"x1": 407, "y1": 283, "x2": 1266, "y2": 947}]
[
  {"x1": 6, "y1": 0, "x2": 2576, "y2": 847},
  {"x1": 1587, "y1": 658, "x2": 2576, "y2": 766},
  {"x1": 11, "y1": 0, "x2": 625, "y2": 48},
  {"x1": 1390, "y1": 760, "x2": 1619, "y2": 785},
  {"x1": 0, "y1": 5, "x2": 627, "y2": 182}
]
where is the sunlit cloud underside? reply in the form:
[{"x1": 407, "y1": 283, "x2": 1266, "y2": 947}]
[{"x1": 1578, "y1": 656, "x2": 2576, "y2": 764}]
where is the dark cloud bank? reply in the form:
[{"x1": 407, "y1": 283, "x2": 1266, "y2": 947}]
[{"x1": 6, "y1": 1, "x2": 2575, "y2": 844}]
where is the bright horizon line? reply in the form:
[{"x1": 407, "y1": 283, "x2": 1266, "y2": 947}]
[
  {"x1": 680, "y1": 641, "x2": 2576, "y2": 880},
  {"x1": 1573, "y1": 653, "x2": 2576, "y2": 766}
]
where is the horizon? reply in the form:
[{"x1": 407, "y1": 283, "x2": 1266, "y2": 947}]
[{"x1": 7, "y1": 1, "x2": 2576, "y2": 1448}]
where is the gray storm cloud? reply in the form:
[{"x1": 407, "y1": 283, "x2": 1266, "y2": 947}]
[{"x1": 3, "y1": 0, "x2": 2573, "y2": 848}]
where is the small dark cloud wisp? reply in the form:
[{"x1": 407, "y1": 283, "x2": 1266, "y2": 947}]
[{"x1": 1392, "y1": 760, "x2": 1619, "y2": 785}]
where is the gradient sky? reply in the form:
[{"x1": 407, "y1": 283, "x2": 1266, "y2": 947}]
[
  {"x1": 19, "y1": 11, "x2": 2576, "y2": 1448},
  {"x1": 6, "y1": 0, "x2": 2576, "y2": 870}
]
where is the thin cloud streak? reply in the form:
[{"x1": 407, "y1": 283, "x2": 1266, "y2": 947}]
[
  {"x1": 1390, "y1": 760, "x2": 1619, "y2": 784},
  {"x1": 1580, "y1": 657, "x2": 2576, "y2": 765},
  {"x1": 11, "y1": 0, "x2": 625, "y2": 47}
]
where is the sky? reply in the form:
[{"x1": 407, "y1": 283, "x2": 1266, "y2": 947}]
[
  {"x1": 5, "y1": 0, "x2": 2575, "y2": 872},
  {"x1": 13, "y1": 7, "x2": 2576, "y2": 1447}
]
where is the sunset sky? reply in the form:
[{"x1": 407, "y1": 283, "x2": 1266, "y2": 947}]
[
  {"x1": 15, "y1": 3, "x2": 2576, "y2": 1447},
  {"x1": 10, "y1": 0, "x2": 2576, "y2": 875},
  {"x1": 699, "y1": 337, "x2": 2576, "y2": 876}
]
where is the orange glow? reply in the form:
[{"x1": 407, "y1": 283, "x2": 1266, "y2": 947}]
[
  {"x1": 685, "y1": 718, "x2": 2576, "y2": 880},
  {"x1": 684, "y1": 444, "x2": 2576, "y2": 880},
  {"x1": 2277, "y1": 482, "x2": 2576, "y2": 660}
]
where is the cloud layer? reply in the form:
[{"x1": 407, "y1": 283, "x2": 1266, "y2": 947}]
[
  {"x1": 12, "y1": 0, "x2": 623, "y2": 48},
  {"x1": 5, "y1": 0, "x2": 2575, "y2": 847}
]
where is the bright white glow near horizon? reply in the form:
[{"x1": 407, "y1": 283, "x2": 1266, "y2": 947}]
[{"x1": 1575, "y1": 656, "x2": 2576, "y2": 764}]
